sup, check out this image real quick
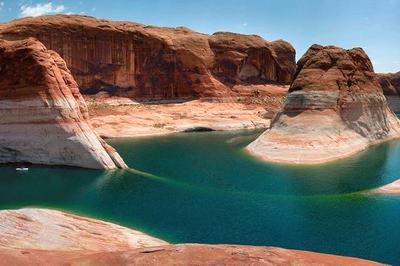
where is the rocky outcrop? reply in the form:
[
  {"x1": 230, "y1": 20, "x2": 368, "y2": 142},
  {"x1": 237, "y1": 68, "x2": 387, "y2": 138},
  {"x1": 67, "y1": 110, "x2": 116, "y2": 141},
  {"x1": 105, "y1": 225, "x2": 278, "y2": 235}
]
[
  {"x1": 379, "y1": 72, "x2": 400, "y2": 96},
  {"x1": 0, "y1": 15, "x2": 295, "y2": 99},
  {"x1": 0, "y1": 38, "x2": 127, "y2": 169},
  {"x1": 378, "y1": 72, "x2": 400, "y2": 112},
  {"x1": 0, "y1": 208, "x2": 166, "y2": 251},
  {"x1": 0, "y1": 208, "x2": 383, "y2": 266},
  {"x1": 368, "y1": 179, "x2": 400, "y2": 195},
  {"x1": 247, "y1": 44, "x2": 400, "y2": 164}
]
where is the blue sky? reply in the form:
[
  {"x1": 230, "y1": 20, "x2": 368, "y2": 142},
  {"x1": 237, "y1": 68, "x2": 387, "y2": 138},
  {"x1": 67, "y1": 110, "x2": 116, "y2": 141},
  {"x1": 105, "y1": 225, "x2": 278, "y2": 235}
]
[{"x1": 0, "y1": 0, "x2": 399, "y2": 73}]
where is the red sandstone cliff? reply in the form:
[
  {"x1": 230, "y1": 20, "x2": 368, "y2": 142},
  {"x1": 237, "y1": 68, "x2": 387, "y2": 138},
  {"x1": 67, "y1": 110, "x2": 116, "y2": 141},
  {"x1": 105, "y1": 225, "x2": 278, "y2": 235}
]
[
  {"x1": 247, "y1": 44, "x2": 400, "y2": 164},
  {"x1": 0, "y1": 38, "x2": 127, "y2": 169},
  {"x1": 0, "y1": 15, "x2": 295, "y2": 99}
]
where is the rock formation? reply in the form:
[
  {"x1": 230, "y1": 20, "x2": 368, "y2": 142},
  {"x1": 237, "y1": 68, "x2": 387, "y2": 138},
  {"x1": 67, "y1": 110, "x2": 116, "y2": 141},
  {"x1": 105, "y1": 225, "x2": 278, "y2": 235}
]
[
  {"x1": 0, "y1": 38, "x2": 127, "y2": 169},
  {"x1": 378, "y1": 71, "x2": 400, "y2": 112},
  {"x1": 368, "y1": 179, "x2": 400, "y2": 195},
  {"x1": 247, "y1": 44, "x2": 400, "y2": 164},
  {"x1": 379, "y1": 72, "x2": 400, "y2": 96},
  {"x1": 0, "y1": 208, "x2": 166, "y2": 251},
  {"x1": 0, "y1": 208, "x2": 383, "y2": 265},
  {"x1": 0, "y1": 15, "x2": 295, "y2": 99}
]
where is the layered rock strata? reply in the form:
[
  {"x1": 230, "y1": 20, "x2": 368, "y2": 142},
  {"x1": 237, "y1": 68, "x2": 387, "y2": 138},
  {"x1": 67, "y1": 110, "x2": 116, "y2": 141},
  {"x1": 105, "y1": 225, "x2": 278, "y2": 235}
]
[
  {"x1": 0, "y1": 38, "x2": 127, "y2": 169},
  {"x1": 0, "y1": 15, "x2": 295, "y2": 99},
  {"x1": 247, "y1": 44, "x2": 400, "y2": 164},
  {"x1": 0, "y1": 208, "x2": 384, "y2": 265}
]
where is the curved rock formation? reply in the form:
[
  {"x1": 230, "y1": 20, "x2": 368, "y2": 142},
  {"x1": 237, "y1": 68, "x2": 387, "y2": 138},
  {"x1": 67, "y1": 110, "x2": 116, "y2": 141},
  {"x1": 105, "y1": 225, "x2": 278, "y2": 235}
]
[
  {"x1": 0, "y1": 38, "x2": 127, "y2": 169},
  {"x1": 368, "y1": 179, "x2": 400, "y2": 195},
  {"x1": 247, "y1": 44, "x2": 400, "y2": 164},
  {"x1": 0, "y1": 15, "x2": 295, "y2": 99},
  {"x1": 0, "y1": 208, "x2": 383, "y2": 265},
  {"x1": 0, "y1": 208, "x2": 166, "y2": 251}
]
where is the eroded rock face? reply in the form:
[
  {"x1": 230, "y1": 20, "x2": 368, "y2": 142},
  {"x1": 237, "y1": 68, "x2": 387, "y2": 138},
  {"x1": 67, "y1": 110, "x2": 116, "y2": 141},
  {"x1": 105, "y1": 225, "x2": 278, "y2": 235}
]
[
  {"x1": 247, "y1": 44, "x2": 400, "y2": 164},
  {"x1": 0, "y1": 15, "x2": 295, "y2": 99},
  {"x1": 0, "y1": 208, "x2": 384, "y2": 266},
  {"x1": 379, "y1": 72, "x2": 400, "y2": 96},
  {"x1": 0, "y1": 38, "x2": 127, "y2": 169}
]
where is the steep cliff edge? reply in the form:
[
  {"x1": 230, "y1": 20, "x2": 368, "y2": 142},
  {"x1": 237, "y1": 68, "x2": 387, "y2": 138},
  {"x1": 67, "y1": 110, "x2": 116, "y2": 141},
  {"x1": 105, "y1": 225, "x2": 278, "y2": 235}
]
[
  {"x1": 247, "y1": 44, "x2": 400, "y2": 164},
  {"x1": 0, "y1": 15, "x2": 295, "y2": 99},
  {"x1": 0, "y1": 38, "x2": 127, "y2": 169},
  {"x1": 0, "y1": 208, "x2": 383, "y2": 266}
]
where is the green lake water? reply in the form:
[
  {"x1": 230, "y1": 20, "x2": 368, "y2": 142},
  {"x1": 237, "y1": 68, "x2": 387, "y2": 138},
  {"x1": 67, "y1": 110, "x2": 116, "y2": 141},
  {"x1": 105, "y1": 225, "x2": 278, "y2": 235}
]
[{"x1": 1, "y1": 128, "x2": 400, "y2": 264}]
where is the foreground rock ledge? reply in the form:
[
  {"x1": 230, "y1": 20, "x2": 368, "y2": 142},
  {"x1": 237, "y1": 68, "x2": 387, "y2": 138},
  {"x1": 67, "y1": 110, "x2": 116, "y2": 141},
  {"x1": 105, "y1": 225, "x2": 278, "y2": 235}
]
[
  {"x1": 368, "y1": 179, "x2": 400, "y2": 195},
  {"x1": 247, "y1": 44, "x2": 400, "y2": 164},
  {"x1": 0, "y1": 38, "x2": 127, "y2": 169},
  {"x1": 0, "y1": 208, "x2": 384, "y2": 265}
]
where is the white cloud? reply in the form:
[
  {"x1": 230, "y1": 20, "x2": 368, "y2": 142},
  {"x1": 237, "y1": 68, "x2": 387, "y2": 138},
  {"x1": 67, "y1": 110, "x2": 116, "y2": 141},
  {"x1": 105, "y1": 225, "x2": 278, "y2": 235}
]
[
  {"x1": 0, "y1": 2, "x2": 4, "y2": 11},
  {"x1": 20, "y1": 2, "x2": 65, "y2": 17}
]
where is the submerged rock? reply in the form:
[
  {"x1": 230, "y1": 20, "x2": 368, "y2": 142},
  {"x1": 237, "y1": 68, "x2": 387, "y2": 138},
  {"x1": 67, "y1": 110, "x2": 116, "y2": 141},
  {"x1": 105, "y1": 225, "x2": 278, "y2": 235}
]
[
  {"x1": 0, "y1": 15, "x2": 295, "y2": 100},
  {"x1": 0, "y1": 208, "x2": 384, "y2": 265},
  {"x1": 0, "y1": 38, "x2": 127, "y2": 169},
  {"x1": 247, "y1": 44, "x2": 400, "y2": 164}
]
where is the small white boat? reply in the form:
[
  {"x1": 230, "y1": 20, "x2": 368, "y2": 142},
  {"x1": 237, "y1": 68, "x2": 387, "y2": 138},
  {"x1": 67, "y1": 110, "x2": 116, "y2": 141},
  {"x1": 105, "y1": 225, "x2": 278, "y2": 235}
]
[{"x1": 16, "y1": 167, "x2": 29, "y2": 171}]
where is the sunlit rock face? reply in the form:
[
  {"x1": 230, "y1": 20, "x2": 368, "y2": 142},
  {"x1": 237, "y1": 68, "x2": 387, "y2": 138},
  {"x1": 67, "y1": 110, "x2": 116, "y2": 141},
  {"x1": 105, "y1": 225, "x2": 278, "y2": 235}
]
[
  {"x1": 0, "y1": 208, "x2": 383, "y2": 266},
  {"x1": 0, "y1": 38, "x2": 127, "y2": 169},
  {"x1": 247, "y1": 44, "x2": 400, "y2": 164},
  {"x1": 0, "y1": 15, "x2": 295, "y2": 99}
]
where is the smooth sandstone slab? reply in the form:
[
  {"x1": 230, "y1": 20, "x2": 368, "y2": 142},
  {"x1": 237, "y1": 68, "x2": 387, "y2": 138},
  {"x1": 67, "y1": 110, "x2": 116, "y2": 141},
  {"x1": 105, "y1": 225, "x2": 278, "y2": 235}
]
[
  {"x1": 368, "y1": 179, "x2": 400, "y2": 195},
  {"x1": 247, "y1": 45, "x2": 400, "y2": 164},
  {"x1": 0, "y1": 208, "x2": 384, "y2": 265}
]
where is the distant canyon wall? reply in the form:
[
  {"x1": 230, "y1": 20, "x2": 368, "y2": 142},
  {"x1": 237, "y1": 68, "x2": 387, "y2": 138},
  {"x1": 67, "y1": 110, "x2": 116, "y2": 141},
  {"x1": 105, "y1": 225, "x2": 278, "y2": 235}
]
[
  {"x1": 0, "y1": 15, "x2": 296, "y2": 99},
  {"x1": 378, "y1": 72, "x2": 400, "y2": 112}
]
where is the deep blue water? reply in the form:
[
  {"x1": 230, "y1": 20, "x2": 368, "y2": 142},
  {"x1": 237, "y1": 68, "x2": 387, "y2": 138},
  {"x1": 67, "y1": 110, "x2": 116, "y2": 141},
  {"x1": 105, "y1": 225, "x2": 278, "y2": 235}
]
[{"x1": 1, "y1": 129, "x2": 400, "y2": 264}]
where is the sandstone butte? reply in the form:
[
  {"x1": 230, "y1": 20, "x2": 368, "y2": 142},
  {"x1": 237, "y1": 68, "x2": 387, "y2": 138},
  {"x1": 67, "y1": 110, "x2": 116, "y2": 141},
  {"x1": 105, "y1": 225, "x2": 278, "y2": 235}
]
[
  {"x1": 0, "y1": 38, "x2": 127, "y2": 169},
  {"x1": 0, "y1": 15, "x2": 296, "y2": 100},
  {"x1": 247, "y1": 44, "x2": 400, "y2": 164},
  {"x1": 0, "y1": 208, "x2": 384, "y2": 266}
]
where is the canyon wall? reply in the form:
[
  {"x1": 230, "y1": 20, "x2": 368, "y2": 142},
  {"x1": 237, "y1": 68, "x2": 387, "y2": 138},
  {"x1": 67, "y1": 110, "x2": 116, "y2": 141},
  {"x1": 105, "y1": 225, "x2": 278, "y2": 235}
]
[
  {"x1": 0, "y1": 38, "x2": 127, "y2": 169},
  {"x1": 247, "y1": 44, "x2": 400, "y2": 164},
  {"x1": 0, "y1": 15, "x2": 295, "y2": 99},
  {"x1": 378, "y1": 71, "x2": 400, "y2": 112}
]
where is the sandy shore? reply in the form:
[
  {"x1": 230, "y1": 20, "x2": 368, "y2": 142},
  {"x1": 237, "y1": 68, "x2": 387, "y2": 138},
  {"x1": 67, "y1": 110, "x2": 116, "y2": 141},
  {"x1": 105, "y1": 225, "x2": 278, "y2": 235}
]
[{"x1": 87, "y1": 101, "x2": 280, "y2": 138}]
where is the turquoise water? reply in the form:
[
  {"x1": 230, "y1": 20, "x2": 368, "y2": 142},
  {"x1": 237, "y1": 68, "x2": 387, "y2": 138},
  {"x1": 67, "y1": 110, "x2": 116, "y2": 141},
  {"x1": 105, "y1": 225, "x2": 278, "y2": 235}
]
[{"x1": 1, "y1": 129, "x2": 400, "y2": 264}]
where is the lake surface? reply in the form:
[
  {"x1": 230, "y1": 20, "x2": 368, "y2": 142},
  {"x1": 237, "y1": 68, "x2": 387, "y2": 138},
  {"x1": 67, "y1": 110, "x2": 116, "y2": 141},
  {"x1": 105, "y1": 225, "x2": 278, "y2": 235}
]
[{"x1": 1, "y1": 129, "x2": 400, "y2": 264}]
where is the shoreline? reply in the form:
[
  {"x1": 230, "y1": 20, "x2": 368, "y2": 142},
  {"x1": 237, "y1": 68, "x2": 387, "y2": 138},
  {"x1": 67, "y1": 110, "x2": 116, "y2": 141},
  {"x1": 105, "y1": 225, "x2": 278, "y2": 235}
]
[
  {"x1": 0, "y1": 208, "x2": 385, "y2": 265},
  {"x1": 246, "y1": 134, "x2": 400, "y2": 166}
]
